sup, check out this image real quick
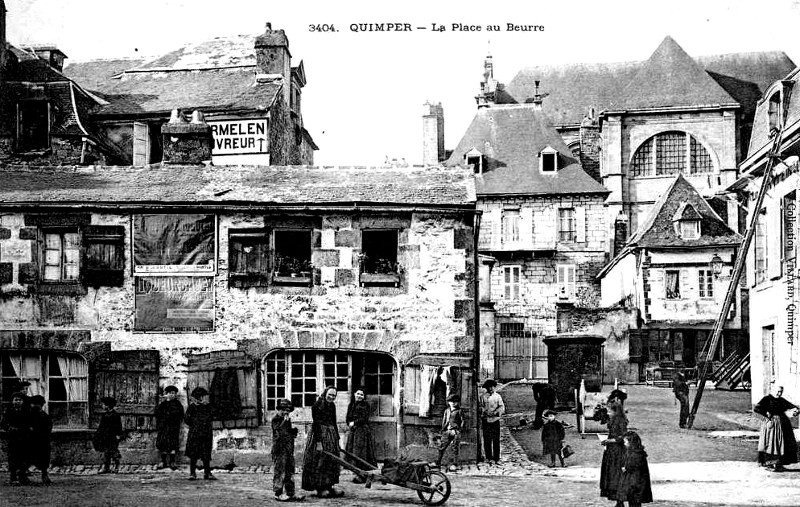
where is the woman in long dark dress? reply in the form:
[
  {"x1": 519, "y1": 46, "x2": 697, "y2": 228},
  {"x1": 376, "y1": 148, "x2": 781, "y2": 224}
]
[
  {"x1": 302, "y1": 386, "x2": 344, "y2": 497},
  {"x1": 184, "y1": 387, "x2": 216, "y2": 481},
  {"x1": 599, "y1": 389, "x2": 628, "y2": 507},
  {"x1": 616, "y1": 431, "x2": 653, "y2": 507},
  {"x1": 754, "y1": 383, "x2": 799, "y2": 471},
  {"x1": 345, "y1": 388, "x2": 376, "y2": 482}
]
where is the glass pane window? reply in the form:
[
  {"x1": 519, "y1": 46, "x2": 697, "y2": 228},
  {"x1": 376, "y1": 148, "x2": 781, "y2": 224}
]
[
  {"x1": 631, "y1": 132, "x2": 714, "y2": 178},
  {"x1": 502, "y1": 265, "x2": 521, "y2": 300},
  {"x1": 363, "y1": 355, "x2": 394, "y2": 396},
  {"x1": 698, "y1": 269, "x2": 714, "y2": 299},
  {"x1": 665, "y1": 270, "x2": 681, "y2": 299},
  {"x1": 323, "y1": 352, "x2": 349, "y2": 392},
  {"x1": 502, "y1": 210, "x2": 521, "y2": 244},
  {"x1": 558, "y1": 208, "x2": 576, "y2": 242},
  {"x1": 43, "y1": 231, "x2": 80, "y2": 282},
  {"x1": 268, "y1": 351, "x2": 357, "y2": 410},
  {"x1": 265, "y1": 351, "x2": 286, "y2": 411}
]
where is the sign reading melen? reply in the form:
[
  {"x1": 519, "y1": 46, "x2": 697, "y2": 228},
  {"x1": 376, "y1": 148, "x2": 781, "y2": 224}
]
[
  {"x1": 133, "y1": 214, "x2": 216, "y2": 274},
  {"x1": 208, "y1": 119, "x2": 268, "y2": 155},
  {"x1": 134, "y1": 276, "x2": 214, "y2": 332}
]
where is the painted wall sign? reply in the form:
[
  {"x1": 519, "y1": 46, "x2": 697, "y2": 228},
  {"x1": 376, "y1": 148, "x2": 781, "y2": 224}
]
[
  {"x1": 209, "y1": 119, "x2": 269, "y2": 155},
  {"x1": 133, "y1": 214, "x2": 216, "y2": 274},
  {"x1": 134, "y1": 276, "x2": 214, "y2": 332}
]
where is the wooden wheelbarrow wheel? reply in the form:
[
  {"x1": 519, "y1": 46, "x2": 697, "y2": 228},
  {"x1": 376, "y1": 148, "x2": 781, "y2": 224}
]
[{"x1": 417, "y1": 470, "x2": 451, "y2": 506}]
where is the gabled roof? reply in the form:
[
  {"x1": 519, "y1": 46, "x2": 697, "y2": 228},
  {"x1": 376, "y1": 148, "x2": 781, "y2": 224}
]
[
  {"x1": 616, "y1": 36, "x2": 737, "y2": 110},
  {"x1": 629, "y1": 173, "x2": 741, "y2": 248},
  {"x1": 446, "y1": 105, "x2": 608, "y2": 196},
  {"x1": 0, "y1": 165, "x2": 476, "y2": 208},
  {"x1": 505, "y1": 37, "x2": 795, "y2": 126},
  {"x1": 745, "y1": 66, "x2": 800, "y2": 161}
]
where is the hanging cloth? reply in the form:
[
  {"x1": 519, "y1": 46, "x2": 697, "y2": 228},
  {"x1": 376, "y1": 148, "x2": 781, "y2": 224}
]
[{"x1": 418, "y1": 365, "x2": 438, "y2": 417}]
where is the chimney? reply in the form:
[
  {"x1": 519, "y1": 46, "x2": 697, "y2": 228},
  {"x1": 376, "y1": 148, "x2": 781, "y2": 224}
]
[
  {"x1": 255, "y1": 22, "x2": 291, "y2": 79},
  {"x1": 422, "y1": 101, "x2": 445, "y2": 165},
  {"x1": 613, "y1": 211, "x2": 629, "y2": 258},
  {"x1": 579, "y1": 107, "x2": 601, "y2": 182},
  {"x1": 161, "y1": 109, "x2": 213, "y2": 165},
  {"x1": 532, "y1": 80, "x2": 543, "y2": 110},
  {"x1": 30, "y1": 46, "x2": 67, "y2": 72}
]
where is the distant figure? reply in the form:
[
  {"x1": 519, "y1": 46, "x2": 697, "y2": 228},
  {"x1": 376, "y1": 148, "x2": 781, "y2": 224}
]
[
  {"x1": 29, "y1": 395, "x2": 53, "y2": 485},
  {"x1": 599, "y1": 389, "x2": 628, "y2": 507},
  {"x1": 345, "y1": 387, "x2": 376, "y2": 482},
  {"x1": 672, "y1": 373, "x2": 690, "y2": 428},
  {"x1": 479, "y1": 379, "x2": 505, "y2": 464},
  {"x1": 616, "y1": 431, "x2": 653, "y2": 506},
  {"x1": 541, "y1": 410, "x2": 565, "y2": 468},
  {"x1": 532, "y1": 383, "x2": 556, "y2": 430},
  {"x1": 94, "y1": 396, "x2": 124, "y2": 474},
  {"x1": 754, "y1": 383, "x2": 799, "y2": 472},
  {"x1": 301, "y1": 386, "x2": 344, "y2": 498},
  {"x1": 185, "y1": 387, "x2": 216, "y2": 481},
  {"x1": 436, "y1": 394, "x2": 465, "y2": 470},
  {"x1": 271, "y1": 398, "x2": 304, "y2": 502},
  {"x1": 155, "y1": 385, "x2": 184, "y2": 470},
  {"x1": 1, "y1": 392, "x2": 32, "y2": 485}
]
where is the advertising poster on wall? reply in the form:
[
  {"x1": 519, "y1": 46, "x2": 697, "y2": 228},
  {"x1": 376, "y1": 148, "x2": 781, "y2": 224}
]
[
  {"x1": 134, "y1": 276, "x2": 214, "y2": 332},
  {"x1": 133, "y1": 214, "x2": 216, "y2": 274}
]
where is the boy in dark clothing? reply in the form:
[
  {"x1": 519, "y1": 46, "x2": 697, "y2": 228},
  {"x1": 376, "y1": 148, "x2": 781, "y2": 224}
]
[
  {"x1": 271, "y1": 399, "x2": 304, "y2": 502},
  {"x1": 436, "y1": 394, "x2": 465, "y2": 470},
  {"x1": 672, "y1": 373, "x2": 690, "y2": 428},
  {"x1": 1, "y1": 392, "x2": 32, "y2": 485},
  {"x1": 94, "y1": 396, "x2": 124, "y2": 474},
  {"x1": 155, "y1": 385, "x2": 184, "y2": 470},
  {"x1": 541, "y1": 410, "x2": 566, "y2": 468},
  {"x1": 29, "y1": 395, "x2": 52, "y2": 485}
]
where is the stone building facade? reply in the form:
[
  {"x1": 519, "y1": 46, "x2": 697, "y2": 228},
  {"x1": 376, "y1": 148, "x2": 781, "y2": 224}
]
[{"x1": 0, "y1": 154, "x2": 478, "y2": 465}]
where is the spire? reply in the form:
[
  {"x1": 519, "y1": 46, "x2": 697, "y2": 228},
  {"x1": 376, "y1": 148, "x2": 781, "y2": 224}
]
[{"x1": 476, "y1": 42, "x2": 498, "y2": 108}]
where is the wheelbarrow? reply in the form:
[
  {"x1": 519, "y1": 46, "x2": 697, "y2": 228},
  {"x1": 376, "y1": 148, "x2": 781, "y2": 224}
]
[{"x1": 321, "y1": 448, "x2": 451, "y2": 505}]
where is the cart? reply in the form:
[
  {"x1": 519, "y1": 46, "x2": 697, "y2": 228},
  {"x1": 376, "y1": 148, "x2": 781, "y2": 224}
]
[{"x1": 321, "y1": 448, "x2": 451, "y2": 506}]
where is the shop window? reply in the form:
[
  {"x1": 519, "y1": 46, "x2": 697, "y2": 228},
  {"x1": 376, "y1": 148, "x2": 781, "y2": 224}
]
[
  {"x1": 502, "y1": 265, "x2": 521, "y2": 300},
  {"x1": 631, "y1": 131, "x2": 714, "y2": 177},
  {"x1": 360, "y1": 229, "x2": 400, "y2": 286},
  {"x1": 665, "y1": 270, "x2": 681, "y2": 299},
  {"x1": 698, "y1": 269, "x2": 714, "y2": 298},
  {"x1": 1, "y1": 352, "x2": 88, "y2": 428},
  {"x1": 228, "y1": 229, "x2": 270, "y2": 287},
  {"x1": 557, "y1": 264, "x2": 576, "y2": 300},
  {"x1": 17, "y1": 100, "x2": 50, "y2": 152},
  {"x1": 273, "y1": 229, "x2": 312, "y2": 285},
  {"x1": 558, "y1": 208, "x2": 576, "y2": 242}
]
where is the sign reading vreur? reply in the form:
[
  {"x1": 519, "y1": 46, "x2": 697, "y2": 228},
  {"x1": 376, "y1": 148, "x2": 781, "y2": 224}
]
[
  {"x1": 134, "y1": 276, "x2": 214, "y2": 332},
  {"x1": 133, "y1": 214, "x2": 216, "y2": 274},
  {"x1": 209, "y1": 119, "x2": 269, "y2": 155}
]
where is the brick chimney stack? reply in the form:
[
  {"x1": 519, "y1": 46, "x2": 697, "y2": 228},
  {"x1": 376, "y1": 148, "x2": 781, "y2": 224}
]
[
  {"x1": 422, "y1": 101, "x2": 445, "y2": 166},
  {"x1": 613, "y1": 211, "x2": 629, "y2": 258},
  {"x1": 161, "y1": 109, "x2": 213, "y2": 165},
  {"x1": 579, "y1": 107, "x2": 601, "y2": 182}
]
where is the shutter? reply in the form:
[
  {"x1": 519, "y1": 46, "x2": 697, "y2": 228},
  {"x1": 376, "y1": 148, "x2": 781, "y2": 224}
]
[
  {"x1": 459, "y1": 368, "x2": 474, "y2": 429},
  {"x1": 187, "y1": 350, "x2": 259, "y2": 429},
  {"x1": 539, "y1": 206, "x2": 556, "y2": 248},
  {"x1": 91, "y1": 350, "x2": 159, "y2": 430},
  {"x1": 133, "y1": 122, "x2": 150, "y2": 166},
  {"x1": 568, "y1": 266, "x2": 576, "y2": 298},
  {"x1": 768, "y1": 204, "x2": 782, "y2": 279},
  {"x1": 557, "y1": 265, "x2": 565, "y2": 298},
  {"x1": 489, "y1": 208, "x2": 502, "y2": 249},
  {"x1": 575, "y1": 207, "x2": 586, "y2": 243},
  {"x1": 83, "y1": 226, "x2": 125, "y2": 287},
  {"x1": 628, "y1": 330, "x2": 648, "y2": 363},
  {"x1": 403, "y1": 364, "x2": 420, "y2": 415},
  {"x1": 680, "y1": 269, "x2": 689, "y2": 298},
  {"x1": 520, "y1": 207, "x2": 534, "y2": 248}
]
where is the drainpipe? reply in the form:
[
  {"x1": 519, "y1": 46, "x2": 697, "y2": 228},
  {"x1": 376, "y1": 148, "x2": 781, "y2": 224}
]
[{"x1": 473, "y1": 209, "x2": 482, "y2": 463}]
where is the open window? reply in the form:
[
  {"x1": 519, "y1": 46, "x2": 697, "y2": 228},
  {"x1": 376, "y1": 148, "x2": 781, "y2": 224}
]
[
  {"x1": 360, "y1": 229, "x2": 400, "y2": 287},
  {"x1": 17, "y1": 100, "x2": 50, "y2": 152},
  {"x1": 464, "y1": 148, "x2": 483, "y2": 174},
  {"x1": 665, "y1": 269, "x2": 681, "y2": 299},
  {"x1": 228, "y1": 229, "x2": 270, "y2": 287},
  {"x1": 273, "y1": 229, "x2": 313, "y2": 285},
  {"x1": 83, "y1": 226, "x2": 125, "y2": 287}
]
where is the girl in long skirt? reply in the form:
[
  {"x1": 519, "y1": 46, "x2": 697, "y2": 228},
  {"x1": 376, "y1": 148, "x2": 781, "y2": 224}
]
[
  {"x1": 754, "y1": 383, "x2": 799, "y2": 472},
  {"x1": 616, "y1": 431, "x2": 653, "y2": 507},
  {"x1": 345, "y1": 388, "x2": 376, "y2": 482},
  {"x1": 302, "y1": 387, "x2": 344, "y2": 498},
  {"x1": 599, "y1": 389, "x2": 629, "y2": 507}
]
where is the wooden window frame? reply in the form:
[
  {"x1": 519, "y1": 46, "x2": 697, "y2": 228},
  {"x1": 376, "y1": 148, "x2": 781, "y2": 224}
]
[
  {"x1": 557, "y1": 264, "x2": 576, "y2": 300},
  {"x1": 558, "y1": 208, "x2": 576, "y2": 243},
  {"x1": 502, "y1": 265, "x2": 521, "y2": 300},
  {"x1": 273, "y1": 229, "x2": 313, "y2": 286},
  {"x1": 698, "y1": 269, "x2": 714, "y2": 299}
]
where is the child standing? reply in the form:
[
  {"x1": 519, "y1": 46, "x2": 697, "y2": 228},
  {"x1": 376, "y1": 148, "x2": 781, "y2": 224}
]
[
  {"x1": 185, "y1": 387, "x2": 216, "y2": 481},
  {"x1": 436, "y1": 394, "x2": 465, "y2": 471},
  {"x1": 1, "y1": 392, "x2": 32, "y2": 485},
  {"x1": 155, "y1": 385, "x2": 184, "y2": 470},
  {"x1": 271, "y1": 399, "x2": 304, "y2": 502},
  {"x1": 95, "y1": 396, "x2": 124, "y2": 474},
  {"x1": 541, "y1": 410, "x2": 566, "y2": 468},
  {"x1": 616, "y1": 431, "x2": 653, "y2": 507},
  {"x1": 28, "y1": 395, "x2": 52, "y2": 485}
]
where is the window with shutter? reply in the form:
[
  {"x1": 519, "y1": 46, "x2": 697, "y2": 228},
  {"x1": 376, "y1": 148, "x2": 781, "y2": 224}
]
[
  {"x1": 502, "y1": 265, "x2": 521, "y2": 300},
  {"x1": 557, "y1": 264, "x2": 576, "y2": 300},
  {"x1": 91, "y1": 350, "x2": 159, "y2": 430},
  {"x1": 133, "y1": 122, "x2": 150, "y2": 166},
  {"x1": 83, "y1": 226, "x2": 125, "y2": 287},
  {"x1": 186, "y1": 350, "x2": 259, "y2": 429},
  {"x1": 228, "y1": 229, "x2": 271, "y2": 288}
]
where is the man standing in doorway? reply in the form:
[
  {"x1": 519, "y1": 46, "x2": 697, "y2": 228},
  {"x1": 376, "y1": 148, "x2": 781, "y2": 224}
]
[
  {"x1": 480, "y1": 379, "x2": 505, "y2": 465},
  {"x1": 673, "y1": 372, "x2": 690, "y2": 428}
]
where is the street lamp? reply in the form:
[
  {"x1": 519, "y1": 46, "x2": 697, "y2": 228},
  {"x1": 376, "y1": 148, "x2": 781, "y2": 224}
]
[{"x1": 710, "y1": 254, "x2": 724, "y2": 278}]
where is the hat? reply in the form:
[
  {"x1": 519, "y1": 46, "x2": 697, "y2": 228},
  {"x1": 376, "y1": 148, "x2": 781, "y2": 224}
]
[
  {"x1": 482, "y1": 379, "x2": 497, "y2": 389},
  {"x1": 191, "y1": 387, "x2": 208, "y2": 399},
  {"x1": 277, "y1": 399, "x2": 294, "y2": 412},
  {"x1": 10, "y1": 391, "x2": 26, "y2": 401},
  {"x1": 446, "y1": 394, "x2": 461, "y2": 403},
  {"x1": 164, "y1": 385, "x2": 179, "y2": 394},
  {"x1": 100, "y1": 396, "x2": 117, "y2": 408},
  {"x1": 543, "y1": 409, "x2": 557, "y2": 417},
  {"x1": 29, "y1": 395, "x2": 46, "y2": 406},
  {"x1": 608, "y1": 389, "x2": 627, "y2": 402}
]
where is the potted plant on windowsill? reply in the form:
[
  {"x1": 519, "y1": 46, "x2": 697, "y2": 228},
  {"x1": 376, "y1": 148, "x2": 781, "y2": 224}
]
[
  {"x1": 273, "y1": 255, "x2": 313, "y2": 285},
  {"x1": 359, "y1": 254, "x2": 401, "y2": 286}
]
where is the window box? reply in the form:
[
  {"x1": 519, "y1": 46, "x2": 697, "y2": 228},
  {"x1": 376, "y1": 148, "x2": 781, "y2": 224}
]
[
  {"x1": 360, "y1": 272, "x2": 401, "y2": 286},
  {"x1": 272, "y1": 274, "x2": 313, "y2": 286}
]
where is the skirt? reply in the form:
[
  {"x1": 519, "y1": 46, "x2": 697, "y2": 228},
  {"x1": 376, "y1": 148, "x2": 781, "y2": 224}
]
[
  {"x1": 301, "y1": 424, "x2": 341, "y2": 491},
  {"x1": 345, "y1": 425, "x2": 376, "y2": 467},
  {"x1": 599, "y1": 442, "x2": 625, "y2": 499}
]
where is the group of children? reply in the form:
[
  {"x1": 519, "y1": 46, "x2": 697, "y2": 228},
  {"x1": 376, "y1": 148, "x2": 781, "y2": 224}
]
[{"x1": 0, "y1": 392, "x2": 53, "y2": 485}]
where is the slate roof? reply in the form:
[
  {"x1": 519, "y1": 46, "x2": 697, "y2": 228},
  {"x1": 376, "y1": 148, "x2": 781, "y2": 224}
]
[
  {"x1": 63, "y1": 58, "x2": 145, "y2": 90},
  {"x1": 60, "y1": 34, "x2": 279, "y2": 116},
  {"x1": 629, "y1": 173, "x2": 741, "y2": 248},
  {"x1": 0, "y1": 165, "x2": 476, "y2": 208},
  {"x1": 505, "y1": 37, "x2": 795, "y2": 126},
  {"x1": 745, "y1": 66, "x2": 800, "y2": 160},
  {"x1": 446, "y1": 105, "x2": 608, "y2": 196}
]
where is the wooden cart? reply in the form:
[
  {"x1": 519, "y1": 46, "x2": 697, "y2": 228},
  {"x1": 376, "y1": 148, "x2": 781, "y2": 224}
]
[{"x1": 322, "y1": 448, "x2": 452, "y2": 506}]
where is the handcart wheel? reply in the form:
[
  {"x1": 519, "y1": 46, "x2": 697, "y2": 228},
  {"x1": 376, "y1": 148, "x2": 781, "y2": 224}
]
[{"x1": 417, "y1": 470, "x2": 451, "y2": 506}]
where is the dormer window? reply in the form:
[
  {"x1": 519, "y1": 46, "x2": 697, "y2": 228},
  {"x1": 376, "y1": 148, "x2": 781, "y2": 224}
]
[
  {"x1": 465, "y1": 148, "x2": 484, "y2": 174},
  {"x1": 768, "y1": 91, "x2": 782, "y2": 131},
  {"x1": 680, "y1": 220, "x2": 700, "y2": 240},
  {"x1": 539, "y1": 146, "x2": 558, "y2": 173},
  {"x1": 673, "y1": 203, "x2": 702, "y2": 240}
]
